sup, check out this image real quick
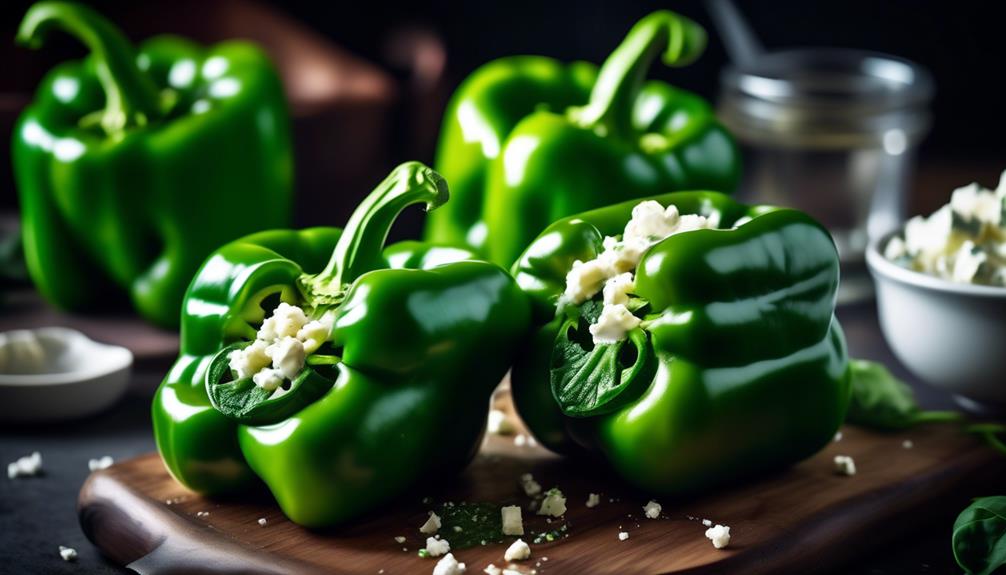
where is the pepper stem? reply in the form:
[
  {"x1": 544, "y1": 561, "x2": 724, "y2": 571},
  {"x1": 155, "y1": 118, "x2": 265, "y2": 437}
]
[
  {"x1": 17, "y1": 1, "x2": 163, "y2": 135},
  {"x1": 313, "y1": 162, "x2": 449, "y2": 294},
  {"x1": 570, "y1": 11, "x2": 706, "y2": 139}
]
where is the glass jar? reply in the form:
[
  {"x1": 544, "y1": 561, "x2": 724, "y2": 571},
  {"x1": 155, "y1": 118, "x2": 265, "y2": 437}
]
[{"x1": 718, "y1": 49, "x2": 933, "y2": 302}]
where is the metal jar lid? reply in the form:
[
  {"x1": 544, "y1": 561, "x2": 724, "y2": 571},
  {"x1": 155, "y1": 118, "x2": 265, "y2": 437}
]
[{"x1": 718, "y1": 49, "x2": 934, "y2": 149}]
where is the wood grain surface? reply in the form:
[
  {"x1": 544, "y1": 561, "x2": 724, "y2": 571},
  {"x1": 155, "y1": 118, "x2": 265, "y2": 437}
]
[{"x1": 78, "y1": 418, "x2": 1005, "y2": 575}]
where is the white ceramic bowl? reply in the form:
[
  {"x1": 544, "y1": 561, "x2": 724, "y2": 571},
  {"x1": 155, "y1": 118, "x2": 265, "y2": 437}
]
[
  {"x1": 0, "y1": 327, "x2": 132, "y2": 423},
  {"x1": 867, "y1": 233, "x2": 1006, "y2": 412}
]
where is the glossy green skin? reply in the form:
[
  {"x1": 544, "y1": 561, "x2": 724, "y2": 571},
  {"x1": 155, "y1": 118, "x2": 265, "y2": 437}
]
[
  {"x1": 425, "y1": 36, "x2": 739, "y2": 267},
  {"x1": 510, "y1": 192, "x2": 851, "y2": 494},
  {"x1": 153, "y1": 229, "x2": 530, "y2": 526},
  {"x1": 13, "y1": 6, "x2": 292, "y2": 327}
]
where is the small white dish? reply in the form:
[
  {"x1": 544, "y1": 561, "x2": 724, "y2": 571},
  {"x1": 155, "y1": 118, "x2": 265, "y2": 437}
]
[
  {"x1": 867, "y1": 233, "x2": 1006, "y2": 412},
  {"x1": 0, "y1": 327, "x2": 132, "y2": 423}
]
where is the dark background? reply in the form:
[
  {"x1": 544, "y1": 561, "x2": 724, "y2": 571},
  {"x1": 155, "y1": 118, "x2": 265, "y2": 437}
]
[{"x1": 2, "y1": 0, "x2": 1005, "y2": 157}]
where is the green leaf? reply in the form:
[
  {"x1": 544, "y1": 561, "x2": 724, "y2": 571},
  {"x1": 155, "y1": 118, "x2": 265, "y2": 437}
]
[
  {"x1": 550, "y1": 303, "x2": 654, "y2": 418},
  {"x1": 953, "y1": 496, "x2": 1006, "y2": 575},
  {"x1": 845, "y1": 359, "x2": 962, "y2": 431}
]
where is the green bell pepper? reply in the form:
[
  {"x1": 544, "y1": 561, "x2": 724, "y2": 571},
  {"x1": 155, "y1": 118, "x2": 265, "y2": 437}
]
[
  {"x1": 510, "y1": 192, "x2": 850, "y2": 494},
  {"x1": 13, "y1": 2, "x2": 292, "y2": 327},
  {"x1": 153, "y1": 162, "x2": 530, "y2": 527},
  {"x1": 425, "y1": 10, "x2": 740, "y2": 267}
]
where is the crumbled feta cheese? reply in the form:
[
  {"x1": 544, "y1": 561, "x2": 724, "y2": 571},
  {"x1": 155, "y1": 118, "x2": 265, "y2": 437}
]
[
  {"x1": 705, "y1": 524, "x2": 731, "y2": 549},
  {"x1": 563, "y1": 259, "x2": 610, "y2": 304},
  {"x1": 884, "y1": 236, "x2": 907, "y2": 260},
  {"x1": 258, "y1": 518, "x2": 268, "y2": 526},
  {"x1": 623, "y1": 201, "x2": 680, "y2": 243},
  {"x1": 519, "y1": 473, "x2": 541, "y2": 497},
  {"x1": 902, "y1": 439, "x2": 914, "y2": 449},
  {"x1": 296, "y1": 319, "x2": 332, "y2": 355},
  {"x1": 502, "y1": 569, "x2": 522, "y2": 575},
  {"x1": 951, "y1": 182, "x2": 1002, "y2": 227},
  {"x1": 618, "y1": 531, "x2": 629, "y2": 541},
  {"x1": 395, "y1": 536, "x2": 406, "y2": 543},
  {"x1": 643, "y1": 500, "x2": 662, "y2": 519},
  {"x1": 228, "y1": 340, "x2": 270, "y2": 379},
  {"x1": 487, "y1": 409, "x2": 515, "y2": 435},
  {"x1": 7, "y1": 451, "x2": 42, "y2": 478},
  {"x1": 834, "y1": 431, "x2": 843, "y2": 442},
  {"x1": 701, "y1": 519, "x2": 712, "y2": 527},
  {"x1": 484, "y1": 564, "x2": 502, "y2": 575},
  {"x1": 420, "y1": 511, "x2": 442, "y2": 534},
  {"x1": 887, "y1": 173, "x2": 1006, "y2": 286},
  {"x1": 501, "y1": 505, "x2": 524, "y2": 536},
  {"x1": 58, "y1": 546, "x2": 77, "y2": 562},
  {"x1": 503, "y1": 539, "x2": 531, "y2": 561},
  {"x1": 425, "y1": 536, "x2": 451, "y2": 557},
  {"x1": 951, "y1": 241, "x2": 987, "y2": 283},
  {"x1": 267, "y1": 336, "x2": 306, "y2": 380},
  {"x1": 589, "y1": 303, "x2": 642, "y2": 344},
  {"x1": 513, "y1": 434, "x2": 529, "y2": 447},
  {"x1": 252, "y1": 368, "x2": 284, "y2": 392},
  {"x1": 602, "y1": 273, "x2": 635, "y2": 307},
  {"x1": 433, "y1": 552, "x2": 466, "y2": 575},
  {"x1": 537, "y1": 488, "x2": 567, "y2": 517},
  {"x1": 258, "y1": 302, "x2": 308, "y2": 341},
  {"x1": 88, "y1": 456, "x2": 114, "y2": 471},
  {"x1": 586, "y1": 493, "x2": 600, "y2": 508},
  {"x1": 834, "y1": 455, "x2": 857, "y2": 476}
]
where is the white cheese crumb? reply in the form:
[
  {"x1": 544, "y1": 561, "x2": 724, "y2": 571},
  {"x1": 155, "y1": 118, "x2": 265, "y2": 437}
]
[
  {"x1": 425, "y1": 536, "x2": 451, "y2": 557},
  {"x1": 258, "y1": 302, "x2": 308, "y2": 341},
  {"x1": 88, "y1": 456, "x2": 114, "y2": 471},
  {"x1": 589, "y1": 303, "x2": 642, "y2": 345},
  {"x1": 487, "y1": 409, "x2": 515, "y2": 435},
  {"x1": 519, "y1": 473, "x2": 541, "y2": 497},
  {"x1": 58, "y1": 546, "x2": 77, "y2": 562},
  {"x1": 483, "y1": 565, "x2": 502, "y2": 575},
  {"x1": 513, "y1": 434, "x2": 529, "y2": 447},
  {"x1": 643, "y1": 500, "x2": 662, "y2": 519},
  {"x1": 503, "y1": 538, "x2": 531, "y2": 561},
  {"x1": 705, "y1": 524, "x2": 731, "y2": 549},
  {"x1": 258, "y1": 518, "x2": 267, "y2": 526},
  {"x1": 502, "y1": 569, "x2": 522, "y2": 575},
  {"x1": 701, "y1": 519, "x2": 712, "y2": 527},
  {"x1": 266, "y1": 336, "x2": 306, "y2": 380},
  {"x1": 602, "y1": 272, "x2": 635, "y2": 307},
  {"x1": 251, "y1": 368, "x2": 284, "y2": 392},
  {"x1": 432, "y1": 552, "x2": 466, "y2": 575},
  {"x1": 7, "y1": 451, "x2": 42, "y2": 478},
  {"x1": 537, "y1": 488, "x2": 567, "y2": 517},
  {"x1": 563, "y1": 259, "x2": 610, "y2": 304},
  {"x1": 501, "y1": 505, "x2": 524, "y2": 536},
  {"x1": 618, "y1": 531, "x2": 629, "y2": 541},
  {"x1": 951, "y1": 241, "x2": 987, "y2": 283},
  {"x1": 884, "y1": 236, "x2": 907, "y2": 260},
  {"x1": 586, "y1": 493, "x2": 600, "y2": 508},
  {"x1": 833, "y1": 431, "x2": 843, "y2": 442},
  {"x1": 834, "y1": 455, "x2": 857, "y2": 476},
  {"x1": 420, "y1": 511, "x2": 442, "y2": 534},
  {"x1": 296, "y1": 318, "x2": 332, "y2": 355},
  {"x1": 228, "y1": 339, "x2": 270, "y2": 379},
  {"x1": 902, "y1": 439, "x2": 914, "y2": 449},
  {"x1": 395, "y1": 536, "x2": 406, "y2": 544},
  {"x1": 453, "y1": 526, "x2": 463, "y2": 533}
]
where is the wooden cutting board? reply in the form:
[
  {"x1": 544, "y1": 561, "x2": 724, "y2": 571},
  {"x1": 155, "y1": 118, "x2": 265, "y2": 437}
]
[{"x1": 78, "y1": 416, "x2": 1005, "y2": 575}]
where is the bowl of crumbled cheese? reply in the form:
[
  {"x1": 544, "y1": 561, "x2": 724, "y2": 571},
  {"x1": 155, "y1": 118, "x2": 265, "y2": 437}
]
[{"x1": 866, "y1": 170, "x2": 1006, "y2": 411}]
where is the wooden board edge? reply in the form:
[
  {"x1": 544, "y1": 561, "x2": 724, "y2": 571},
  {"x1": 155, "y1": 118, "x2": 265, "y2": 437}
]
[{"x1": 77, "y1": 466, "x2": 325, "y2": 575}]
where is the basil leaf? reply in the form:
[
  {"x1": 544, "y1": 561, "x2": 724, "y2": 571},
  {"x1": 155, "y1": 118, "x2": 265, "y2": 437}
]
[
  {"x1": 953, "y1": 496, "x2": 1006, "y2": 575},
  {"x1": 550, "y1": 304, "x2": 654, "y2": 418},
  {"x1": 845, "y1": 359, "x2": 962, "y2": 430}
]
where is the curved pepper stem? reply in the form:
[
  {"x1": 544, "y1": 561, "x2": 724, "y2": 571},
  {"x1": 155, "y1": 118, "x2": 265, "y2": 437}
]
[
  {"x1": 571, "y1": 10, "x2": 706, "y2": 139},
  {"x1": 17, "y1": 1, "x2": 163, "y2": 135},
  {"x1": 314, "y1": 162, "x2": 449, "y2": 293}
]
